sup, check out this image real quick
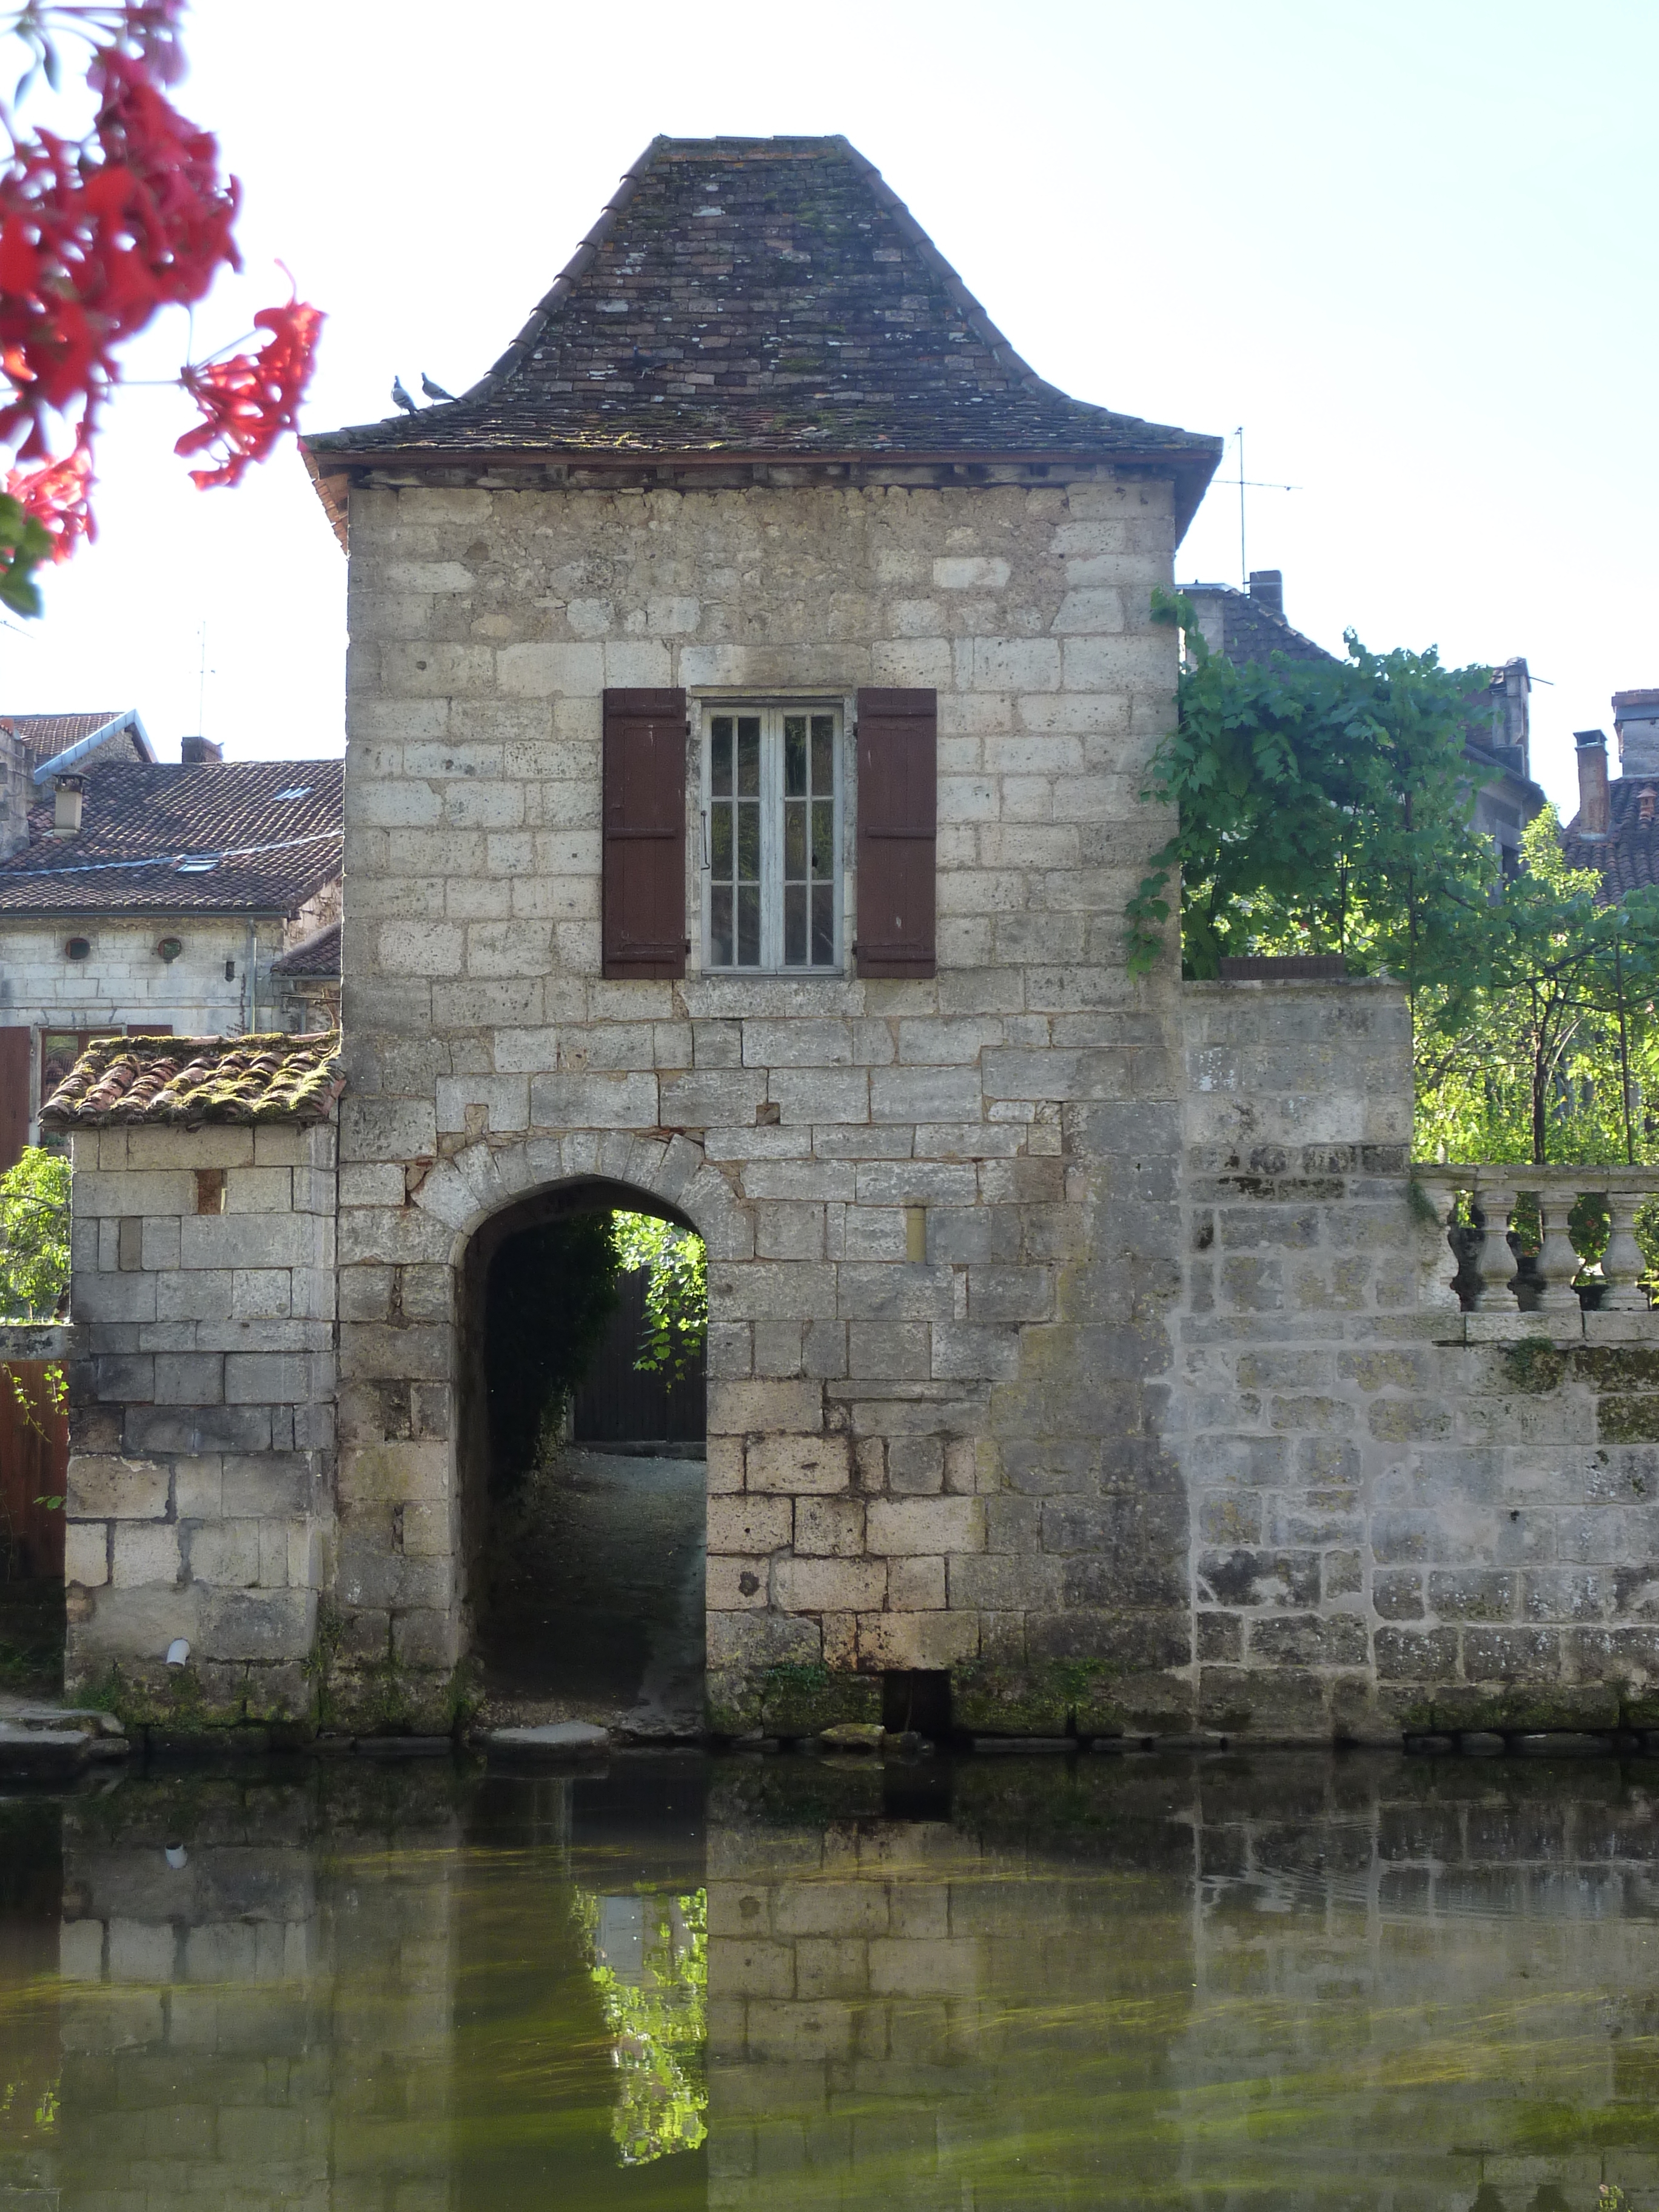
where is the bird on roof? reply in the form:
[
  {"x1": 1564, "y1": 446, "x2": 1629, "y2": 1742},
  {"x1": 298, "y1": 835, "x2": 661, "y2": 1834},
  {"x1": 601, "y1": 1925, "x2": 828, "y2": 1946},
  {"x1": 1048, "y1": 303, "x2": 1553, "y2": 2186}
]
[
  {"x1": 420, "y1": 372, "x2": 454, "y2": 401},
  {"x1": 390, "y1": 377, "x2": 418, "y2": 415}
]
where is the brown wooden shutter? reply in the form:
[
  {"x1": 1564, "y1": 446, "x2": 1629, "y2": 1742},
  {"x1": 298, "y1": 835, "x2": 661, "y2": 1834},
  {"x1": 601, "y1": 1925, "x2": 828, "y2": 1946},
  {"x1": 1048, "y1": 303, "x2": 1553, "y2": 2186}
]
[
  {"x1": 603, "y1": 688, "x2": 688, "y2": 979},
  {"x1": 855, "y1": 687, "x2": 937, "y2": 978},
  {"x1": 0, "y1": 1027, "x2": 29, "y2": 1171}
]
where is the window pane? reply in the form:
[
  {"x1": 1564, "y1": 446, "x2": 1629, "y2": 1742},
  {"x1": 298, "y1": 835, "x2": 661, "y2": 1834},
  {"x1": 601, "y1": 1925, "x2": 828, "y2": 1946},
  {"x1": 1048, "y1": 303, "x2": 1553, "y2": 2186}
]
[
  {"x1": 810, "y1": 799, "x2": 833, "y2": 880},
  {"x1": 811, "y1": 717, "x2": 834, "y2": 793},
  {"x1": 737, "y1": 718, "x2": 760, "y2": 796},
  {"x1": 784, "y1": 883, "x2": 806, "y2": 966},
  {"x1": 737, "y1": 801, "x2": 760, "y2": 883},
  {"x1": 737, "y1": 883, "x2": 760, "y2": 966},
  {"x1": 783, "y1": 799, "x2": 806, "y2": 879},
  {"x1": 811, "y1": 882, "x2": 834, "y2": 967},
  {"x1": 711, "y1": 719, "x2": 732, "y2": 796},
  {"x1": 710, "y1": 805, "x2": 732, "y2": 878},
  {"x1": 784, "y1": 716, "x2": 807, "y2": 796},
  {"x1": 711, "y1": 885, "x2": 732, "y2": 967}
]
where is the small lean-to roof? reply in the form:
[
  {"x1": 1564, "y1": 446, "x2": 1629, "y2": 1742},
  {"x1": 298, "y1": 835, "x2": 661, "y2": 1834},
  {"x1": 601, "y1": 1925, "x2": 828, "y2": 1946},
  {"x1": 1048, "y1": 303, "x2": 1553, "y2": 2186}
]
[
  {"x1": 40, "y1": 1031, "x2": 343, "y2": 1125},
  {"x1": 270, "y1": 920, "x2": 341, "y2": 979},
  {"x1": 0, "y1": 757, "x2": 342, "y2": 916},
  {"x1": 306, "y1": 135, "x2": 1221, "y2": 535}
]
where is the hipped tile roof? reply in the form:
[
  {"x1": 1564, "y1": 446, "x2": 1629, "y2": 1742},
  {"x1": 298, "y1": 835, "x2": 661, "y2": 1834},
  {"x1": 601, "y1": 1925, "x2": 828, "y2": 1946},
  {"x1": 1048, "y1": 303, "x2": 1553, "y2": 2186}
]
[
  {"x1": 1564, "y1": 779, "x2": 1659, "y2": 900},
  {"x1": 0, "y1": 758, "x2": 342, "y2": 916},
  {"x1": 306, "y1": 135, "x2": 1221, "y2": 531},
  {"x1": 40, "y1": 1031, "x2": 343, "y2": 1125}
]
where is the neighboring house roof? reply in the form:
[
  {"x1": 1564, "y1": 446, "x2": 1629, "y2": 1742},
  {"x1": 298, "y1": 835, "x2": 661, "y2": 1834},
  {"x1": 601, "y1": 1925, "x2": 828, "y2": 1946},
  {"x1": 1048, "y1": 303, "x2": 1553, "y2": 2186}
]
[
  {"x1": 0, "y1": 708, "x2": 154, "y2": 776},
  {"x1": 1184, "y1": 581, "x2": 1332, "y2": 666},
  {"x1": 1564, "y1": 777, "x2": 1659, "y2": 899},
  {"x1": 40, "y1": 1030, "x2": 343, "y2": 1125},
  {"x1": 270, "y1": 920, "x2": 341, "y2": 979},
  {"x1": 0, "y1": 759, "x2": 343, "y2": 916},
  {"x1": 306, "y1": 134, "x2": 1221, "y2": 534}
]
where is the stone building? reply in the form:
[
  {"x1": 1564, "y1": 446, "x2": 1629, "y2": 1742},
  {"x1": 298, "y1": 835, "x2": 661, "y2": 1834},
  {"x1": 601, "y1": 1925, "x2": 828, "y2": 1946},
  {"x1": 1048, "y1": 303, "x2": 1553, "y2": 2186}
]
[
  {"x1": 0, "y1": 731, "x2": 342, "y2": 1168},
  {"x1": 43, "y1": 134, "x2": 1659, "y2": 1746},
  {"x1": 1185, "y1": 571, "x2": 1543, "y2": 879}
]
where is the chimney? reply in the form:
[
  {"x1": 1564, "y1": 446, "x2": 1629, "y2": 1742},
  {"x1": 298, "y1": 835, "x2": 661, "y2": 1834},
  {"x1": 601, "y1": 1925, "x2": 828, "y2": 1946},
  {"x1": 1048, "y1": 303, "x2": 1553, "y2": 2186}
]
[
  {"x1": 1613, "y1": 691, "x2": 1659, "y2": 779},
  {"x1": 0, "y1": 725, "x2": 27, "y2": 859},
  {"x1": 52, "y1": 773, "x2": 85, "y2": 838},
  {"x1": 1248, "y1": 569, "x2": 1284, "y2": 620},
  {"x1": 181, "y1": 735, "x2": 223, "y2": 765},
  {"x1": 1575, "y1": 729, "x2": 1610, "y2": 839}
]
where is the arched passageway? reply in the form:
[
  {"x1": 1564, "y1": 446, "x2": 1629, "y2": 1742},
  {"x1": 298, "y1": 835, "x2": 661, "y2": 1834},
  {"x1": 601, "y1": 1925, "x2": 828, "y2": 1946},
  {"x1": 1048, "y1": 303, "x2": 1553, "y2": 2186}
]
[{"x1": 457, "y1": 1178, "x2": 707, "y2": 1737}]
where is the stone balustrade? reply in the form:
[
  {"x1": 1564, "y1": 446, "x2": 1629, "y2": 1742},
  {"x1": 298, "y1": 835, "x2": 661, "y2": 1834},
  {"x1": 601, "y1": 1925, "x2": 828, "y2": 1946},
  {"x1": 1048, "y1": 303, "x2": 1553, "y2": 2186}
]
[{"x1": 1412, "y1": 1163, "x2": 1658, "y2": 1333}]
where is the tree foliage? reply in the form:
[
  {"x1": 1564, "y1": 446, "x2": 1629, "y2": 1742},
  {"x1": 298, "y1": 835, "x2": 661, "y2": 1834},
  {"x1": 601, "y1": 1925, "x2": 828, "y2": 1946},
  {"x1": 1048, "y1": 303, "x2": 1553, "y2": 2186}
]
[
  {"x1": 0, "y1": 1145, "x2": 68, "y2": 1318},
  {"x1": 1415, "y1": 807, "x2": 1659, "y2": 1165},
  {"x1": 612, "y1": 1211, "x2": 707, "y2": 1382},
  {"x1": 1129, "y1": 594, "x2": 1498, "y2": 983}
]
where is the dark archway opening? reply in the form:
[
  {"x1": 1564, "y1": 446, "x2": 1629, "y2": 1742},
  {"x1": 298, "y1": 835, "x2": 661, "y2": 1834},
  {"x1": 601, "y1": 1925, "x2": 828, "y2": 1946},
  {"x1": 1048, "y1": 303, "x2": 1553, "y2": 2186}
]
[{"x1": 458, "y1": 1179, "x2": 707, "y2": 1737}]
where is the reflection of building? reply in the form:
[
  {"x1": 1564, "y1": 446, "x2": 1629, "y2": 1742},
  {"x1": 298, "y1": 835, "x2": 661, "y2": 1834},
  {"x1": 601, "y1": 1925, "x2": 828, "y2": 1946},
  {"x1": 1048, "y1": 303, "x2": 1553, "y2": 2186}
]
[
  {"x1": 0, "y1": 725, "x2": 341, "y2": 1168},
  {"x1": 1185, "y1": 571, "x2": 1544, "y2": 877}
]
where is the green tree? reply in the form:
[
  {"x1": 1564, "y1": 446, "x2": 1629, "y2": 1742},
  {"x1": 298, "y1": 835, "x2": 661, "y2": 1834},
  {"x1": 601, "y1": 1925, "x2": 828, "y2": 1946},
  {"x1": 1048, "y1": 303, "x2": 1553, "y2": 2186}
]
[
  {"x1": 612, "y1": 1212, "x2": 707, "y2": 1382},
  {"x1": 0, "y1": 1147, "x2": 69, "y2": 1319},
  {"x1": 1129, "y1": 595, "x2": 1497, "y2": 985},
  {"x1": 1415, "y1": 806, "x2": 1659, "y2": 1166}
]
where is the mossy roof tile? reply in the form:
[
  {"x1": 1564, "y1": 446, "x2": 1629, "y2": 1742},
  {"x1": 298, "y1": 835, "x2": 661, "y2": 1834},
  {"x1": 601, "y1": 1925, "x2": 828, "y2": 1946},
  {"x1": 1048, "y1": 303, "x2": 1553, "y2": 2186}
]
[{"x1": 40, "y1": 1031, "x2": 344, "y2": 1125}]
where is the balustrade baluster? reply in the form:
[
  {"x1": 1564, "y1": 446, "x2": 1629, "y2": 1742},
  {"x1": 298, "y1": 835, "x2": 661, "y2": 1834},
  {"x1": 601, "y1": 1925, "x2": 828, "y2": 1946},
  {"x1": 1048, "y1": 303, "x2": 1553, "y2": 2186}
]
[
  {"x1": 1534, "y1": 1187, "x2": 1584, "y2": 1313},
  {"x1": 1472, "y1": 1181, "x2": 1518, "y2": 1310},
  {"x1": 1599, "y1": 1188, "x2": 1651, "y2": 1312},
  {"x1": 1413, "y1": 1182, "x2": 1461, "y2": 1309}
]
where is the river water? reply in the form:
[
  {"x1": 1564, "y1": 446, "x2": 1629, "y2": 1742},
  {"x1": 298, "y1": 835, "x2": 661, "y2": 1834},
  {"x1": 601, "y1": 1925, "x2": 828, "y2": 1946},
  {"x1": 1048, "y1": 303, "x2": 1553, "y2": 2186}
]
[{"x1": 1, "y1": 1748, "x2": 1657, "y2": 2209}]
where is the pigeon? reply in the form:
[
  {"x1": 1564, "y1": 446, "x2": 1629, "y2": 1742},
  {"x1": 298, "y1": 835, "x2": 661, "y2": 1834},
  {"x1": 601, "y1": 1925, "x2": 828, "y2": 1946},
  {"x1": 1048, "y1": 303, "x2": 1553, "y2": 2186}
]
[
  {"x1": 420, "y1": 372, "x2": 455, "y2": 401},
  {"x1": 390, "y1": 376, "x2": 418, "y2": 415}
]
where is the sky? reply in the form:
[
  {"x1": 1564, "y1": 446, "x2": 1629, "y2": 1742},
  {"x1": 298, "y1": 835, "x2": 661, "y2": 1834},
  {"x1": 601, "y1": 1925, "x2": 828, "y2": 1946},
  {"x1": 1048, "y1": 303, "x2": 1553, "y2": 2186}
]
[{"x1": 0, "y1": 0, "x2": 1651, "y2": 821}]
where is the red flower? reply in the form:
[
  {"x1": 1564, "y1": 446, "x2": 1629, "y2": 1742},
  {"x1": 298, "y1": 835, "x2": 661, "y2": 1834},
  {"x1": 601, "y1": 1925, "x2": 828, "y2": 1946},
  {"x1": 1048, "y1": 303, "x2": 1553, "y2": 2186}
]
[
  {"x1": 175, "y1": 290, "x2": 324, "y2": 488},
  {"x1": 5, "y1": 432, "x2": 94, "y2": 557}
]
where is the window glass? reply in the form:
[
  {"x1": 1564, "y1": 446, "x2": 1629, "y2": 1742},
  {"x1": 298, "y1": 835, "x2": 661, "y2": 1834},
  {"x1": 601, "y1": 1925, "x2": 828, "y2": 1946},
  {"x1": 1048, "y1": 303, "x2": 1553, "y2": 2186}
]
[{"x1": 704, "y1": 706, "x2": 840, "y2": 973}]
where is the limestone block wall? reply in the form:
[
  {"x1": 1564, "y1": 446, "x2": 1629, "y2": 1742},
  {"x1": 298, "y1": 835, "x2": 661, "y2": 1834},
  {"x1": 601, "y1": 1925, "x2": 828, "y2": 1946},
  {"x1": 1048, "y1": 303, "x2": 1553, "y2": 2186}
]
[
  {"x1": 1174, "y1": 977, "x2": 1659, "y2": 1740},
  {"x1": 0, "y1": 905, "x2": 337, "y2": 1146},
  {"x1": 335, "y1": 467, "x2": 1191, "y2": 1727},
  {"x1": 63, "y1": 1118, "x2": 337, "y2": 1721}
]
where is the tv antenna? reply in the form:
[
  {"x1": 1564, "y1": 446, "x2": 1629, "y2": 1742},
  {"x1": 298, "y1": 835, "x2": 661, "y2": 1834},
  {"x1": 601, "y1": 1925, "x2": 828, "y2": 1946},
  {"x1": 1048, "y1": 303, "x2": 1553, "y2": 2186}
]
[
  {"x1": 1228, "y1": 427, "x2": 1301, "y2": 587},
  {"x1": 195, "y1": 621, "x2": 215, "y2": 737}
]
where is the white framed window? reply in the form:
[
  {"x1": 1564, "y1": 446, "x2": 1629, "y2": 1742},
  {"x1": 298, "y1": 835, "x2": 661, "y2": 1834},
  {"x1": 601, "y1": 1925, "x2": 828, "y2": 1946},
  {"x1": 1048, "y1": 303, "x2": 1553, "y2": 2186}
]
[{"x1": 701, "y1": 704, "x2": 843, "y2": 973}]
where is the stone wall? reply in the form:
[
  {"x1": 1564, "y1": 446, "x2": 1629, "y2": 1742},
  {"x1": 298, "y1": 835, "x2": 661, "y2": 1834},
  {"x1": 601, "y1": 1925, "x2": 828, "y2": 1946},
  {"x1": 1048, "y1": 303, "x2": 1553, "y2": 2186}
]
[
  {"x1": 0, "y1": 902, "x2": 338, "y2": 1148},
  {"x1": 62, "y1": 1117, "x2": 337, "y2": 1723},
  {"x1": 335, "y1": 466, "x2": 1190, "y2": 1729},
  {"x1": 1172, "y1": 976, "x2": 1659, "y2": 1741}
]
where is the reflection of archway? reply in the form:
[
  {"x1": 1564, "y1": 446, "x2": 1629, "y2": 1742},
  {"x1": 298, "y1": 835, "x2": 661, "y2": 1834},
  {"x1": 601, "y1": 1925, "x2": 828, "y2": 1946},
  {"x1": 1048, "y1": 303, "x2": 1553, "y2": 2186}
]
[{"x1": 454, "y1": 1174, "x2": 708, "y2": 1734}]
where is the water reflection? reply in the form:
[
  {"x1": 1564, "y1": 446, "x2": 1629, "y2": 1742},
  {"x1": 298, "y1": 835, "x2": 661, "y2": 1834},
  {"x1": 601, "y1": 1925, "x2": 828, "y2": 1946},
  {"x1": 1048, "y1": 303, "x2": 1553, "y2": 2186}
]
[{"x1": 0, "y1": 1751, "x2": 1655, "y2": 2207}]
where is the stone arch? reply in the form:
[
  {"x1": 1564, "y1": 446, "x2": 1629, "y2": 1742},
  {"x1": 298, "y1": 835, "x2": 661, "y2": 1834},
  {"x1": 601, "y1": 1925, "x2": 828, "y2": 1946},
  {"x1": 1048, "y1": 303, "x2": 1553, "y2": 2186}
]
[
  {"x1": 409, "y1": 1128, "x2": 754, "y2": 1268},
  {"x1": 427, "y1": 1131, "x2": 746, "y2": 1718}
]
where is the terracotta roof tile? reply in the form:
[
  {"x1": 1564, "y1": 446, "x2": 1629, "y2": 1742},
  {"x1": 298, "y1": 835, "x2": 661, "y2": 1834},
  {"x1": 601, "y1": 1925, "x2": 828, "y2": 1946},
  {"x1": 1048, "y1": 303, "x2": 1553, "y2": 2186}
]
[
  {"x1": 1184, "y1": 583, "x2": 1333, "y2": 667},
  {"x1": 0, "y1": 708, "x2": 151, "y2": 773},
  {"x1": 307, "y1": 135, "x2": 1222, "y2": 531},
  {"x1": 270, "y1": 920, "x2": 340, "y2": 978},
  {"x1": 40, "y1": 1030, "x2": 343, "y2": 1125},
  {"x1": 1564, "y1": 778, "x2": 1659, "y2": 901},
  {"x1": 0, "y1": 757, "x2": 342, "y2": 915}
]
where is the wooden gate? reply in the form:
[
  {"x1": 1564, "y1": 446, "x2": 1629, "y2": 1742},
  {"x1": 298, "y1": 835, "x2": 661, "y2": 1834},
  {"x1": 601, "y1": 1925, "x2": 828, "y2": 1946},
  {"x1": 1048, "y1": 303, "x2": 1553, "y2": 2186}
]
[
  {"x1": 572, "y1": 1267, "x2": 706, "y2": 1446},
  {"x1": 0, "y1": 1361, "x2": 67, "y2": 1580}
]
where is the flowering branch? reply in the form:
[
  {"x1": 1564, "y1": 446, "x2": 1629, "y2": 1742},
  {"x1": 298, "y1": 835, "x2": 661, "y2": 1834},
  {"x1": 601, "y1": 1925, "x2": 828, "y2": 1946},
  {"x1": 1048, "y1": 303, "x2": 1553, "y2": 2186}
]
[{"x1": 0, "y1": 1, "x2": 322, "y2": 612}]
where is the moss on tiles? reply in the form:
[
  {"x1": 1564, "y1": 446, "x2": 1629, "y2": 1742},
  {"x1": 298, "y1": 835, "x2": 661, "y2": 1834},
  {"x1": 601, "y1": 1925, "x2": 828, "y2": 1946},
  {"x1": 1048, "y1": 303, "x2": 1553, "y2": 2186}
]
[{"x1": 40, "y1": 1030, "x2": 343, "y2": 1126}]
